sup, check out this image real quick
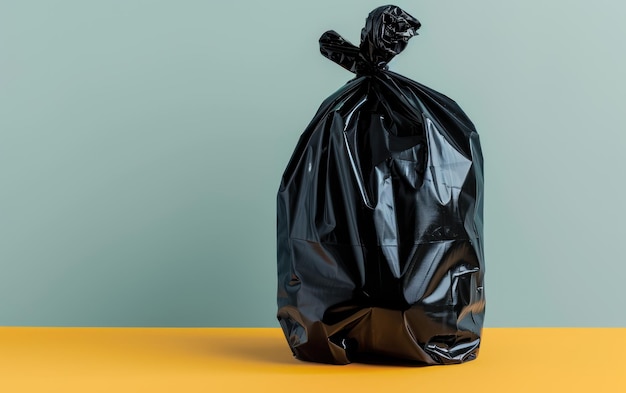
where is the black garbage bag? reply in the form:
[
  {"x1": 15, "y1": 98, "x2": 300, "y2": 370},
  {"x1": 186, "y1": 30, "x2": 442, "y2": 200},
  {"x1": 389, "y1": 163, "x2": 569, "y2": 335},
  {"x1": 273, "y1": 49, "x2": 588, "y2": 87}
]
[{"x1": 276, "y1": 5, "x2": 485, "y2": 365}]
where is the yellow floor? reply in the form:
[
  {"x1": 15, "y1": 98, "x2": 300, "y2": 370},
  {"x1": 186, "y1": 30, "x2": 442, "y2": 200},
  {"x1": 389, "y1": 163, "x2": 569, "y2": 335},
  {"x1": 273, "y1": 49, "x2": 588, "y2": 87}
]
[{"x1": 0, "y1": 327, "x2": 624, "y2": 392}]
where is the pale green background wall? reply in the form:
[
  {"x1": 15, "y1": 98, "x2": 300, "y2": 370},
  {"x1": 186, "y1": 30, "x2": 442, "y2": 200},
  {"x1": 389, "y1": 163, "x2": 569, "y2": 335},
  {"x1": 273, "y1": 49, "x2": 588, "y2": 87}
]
[{"x1": 1, "y1": 1, "x2": 624, "y2": 327}]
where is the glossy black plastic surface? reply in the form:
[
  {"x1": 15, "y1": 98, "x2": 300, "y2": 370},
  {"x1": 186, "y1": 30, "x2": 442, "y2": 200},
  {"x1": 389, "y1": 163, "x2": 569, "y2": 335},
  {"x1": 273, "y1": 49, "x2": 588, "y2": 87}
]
[{"x1": 277, "y1": 5, "x2": 485, "y2": 365}]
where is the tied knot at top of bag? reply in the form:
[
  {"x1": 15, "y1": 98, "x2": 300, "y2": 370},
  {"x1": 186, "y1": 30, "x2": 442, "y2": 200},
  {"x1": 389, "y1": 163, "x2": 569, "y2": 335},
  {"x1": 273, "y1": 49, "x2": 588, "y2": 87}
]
[{"x1": 319, "y1": 5, "x2": 421, "y2": 76}]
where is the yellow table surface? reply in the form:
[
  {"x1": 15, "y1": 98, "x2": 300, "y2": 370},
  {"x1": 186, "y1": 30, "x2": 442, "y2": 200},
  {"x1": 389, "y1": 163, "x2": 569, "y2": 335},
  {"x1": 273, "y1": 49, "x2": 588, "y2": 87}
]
[{"x1": 0, "y1": 327, "x2": 624, "y2": 392}]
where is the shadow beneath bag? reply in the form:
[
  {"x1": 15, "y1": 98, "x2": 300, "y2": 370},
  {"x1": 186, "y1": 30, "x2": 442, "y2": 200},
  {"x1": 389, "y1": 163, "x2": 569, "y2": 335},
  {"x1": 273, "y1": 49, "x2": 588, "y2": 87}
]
[
  {"x1": 209, "y1": 334, "x2": 301, "y2": 366},
  {"x1": 157, "y1": 329, "x2": 301, "y2": 366}
]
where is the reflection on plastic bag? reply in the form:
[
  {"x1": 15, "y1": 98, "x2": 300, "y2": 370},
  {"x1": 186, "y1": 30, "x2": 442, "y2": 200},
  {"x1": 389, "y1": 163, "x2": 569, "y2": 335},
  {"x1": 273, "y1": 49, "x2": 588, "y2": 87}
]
[{"x1": 277, "y1": 5, "x2": 485, "y2": 365}]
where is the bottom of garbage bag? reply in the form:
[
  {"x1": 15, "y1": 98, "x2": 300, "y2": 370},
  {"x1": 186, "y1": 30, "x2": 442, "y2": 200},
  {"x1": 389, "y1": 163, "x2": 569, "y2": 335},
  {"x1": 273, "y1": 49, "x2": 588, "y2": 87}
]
[{"x1": 278, "y1": 304, "x2": 482, "y2": 365}]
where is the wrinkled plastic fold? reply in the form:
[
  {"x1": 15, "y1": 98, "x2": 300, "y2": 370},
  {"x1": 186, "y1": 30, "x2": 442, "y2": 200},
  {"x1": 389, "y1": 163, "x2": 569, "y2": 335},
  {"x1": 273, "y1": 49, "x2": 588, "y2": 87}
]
[{"x1": 277, "y1": 5, "x2": 485, "y2": 365}]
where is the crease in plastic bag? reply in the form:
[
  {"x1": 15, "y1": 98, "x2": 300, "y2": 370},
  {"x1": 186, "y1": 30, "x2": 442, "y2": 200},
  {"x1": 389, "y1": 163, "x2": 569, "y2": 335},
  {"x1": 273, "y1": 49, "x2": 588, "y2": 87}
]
[{"x1": 277, "y1": 5, "x2": 485, "y2": 365}]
